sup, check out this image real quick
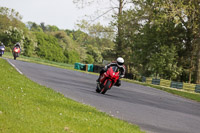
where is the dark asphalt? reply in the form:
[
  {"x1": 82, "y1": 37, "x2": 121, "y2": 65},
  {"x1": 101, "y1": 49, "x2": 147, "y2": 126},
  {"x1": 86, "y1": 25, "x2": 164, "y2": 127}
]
[{"x1": 7, "y1": 59, "x2": 200, "y2": 133}]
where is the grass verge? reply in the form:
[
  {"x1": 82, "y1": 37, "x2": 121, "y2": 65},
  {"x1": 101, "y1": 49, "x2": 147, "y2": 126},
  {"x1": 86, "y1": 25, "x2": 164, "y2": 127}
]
[
  {"x1": 3, "y1": 52, "x2": 74, "y2": 70},
  {"x1": 0, "y1": 58, "x2": 143, "y2": 133}
]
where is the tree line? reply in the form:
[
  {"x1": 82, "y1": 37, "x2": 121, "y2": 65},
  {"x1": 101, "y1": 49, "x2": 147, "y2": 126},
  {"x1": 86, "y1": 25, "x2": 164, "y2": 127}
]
[
  {"x1": 0, "y1": 7, "x2": 115, "y2": 64},
  {"x1": 73, "y1": 0, "x2": 200, "y2": 83},
  {"x1": 1, "y1": 0, "x2": 200, "y2": 84},
  {"x1": 114, "y1": 0, "x2": 200, "y2": 84}
]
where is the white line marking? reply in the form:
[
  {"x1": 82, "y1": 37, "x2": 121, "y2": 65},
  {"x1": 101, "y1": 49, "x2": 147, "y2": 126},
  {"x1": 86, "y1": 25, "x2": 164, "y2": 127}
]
[{"x1": 6, "y1": 59, "x2": 23, "y2": 75}]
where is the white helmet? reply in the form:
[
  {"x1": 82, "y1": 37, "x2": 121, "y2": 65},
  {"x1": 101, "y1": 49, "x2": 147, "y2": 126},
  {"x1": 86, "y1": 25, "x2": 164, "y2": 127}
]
[{"x1": 116, "y1": 57, "x2": 124, "y2": 67}]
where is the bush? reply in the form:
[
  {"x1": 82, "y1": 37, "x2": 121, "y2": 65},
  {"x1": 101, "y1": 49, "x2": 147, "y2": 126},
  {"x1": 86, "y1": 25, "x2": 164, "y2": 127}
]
[
  {"x1": 34, "y1": 32, "x2": 67, "y2": 62},
  {"x1": 85, "y1": 54, "x2": 94, "y2": 64},
  {"x1": 64, "y1": 49, "x2": 80, "y2": 64}
]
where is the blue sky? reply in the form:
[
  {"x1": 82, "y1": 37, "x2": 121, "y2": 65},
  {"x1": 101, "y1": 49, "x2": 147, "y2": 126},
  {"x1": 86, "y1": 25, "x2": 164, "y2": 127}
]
[{"x1": 0, "y1": 0, "x2": 110, "y2": 30}]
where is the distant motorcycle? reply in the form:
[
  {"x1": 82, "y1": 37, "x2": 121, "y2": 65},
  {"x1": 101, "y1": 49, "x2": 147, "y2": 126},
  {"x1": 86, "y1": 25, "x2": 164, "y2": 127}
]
[
  {"x1": 96, "y1": 66, "x2": 120, "y2": 94},
  {"x1": 0, "y1": 45, "x2": 5, "y2": 57},
  {"x1": 13, "y1": 47, "x2": 20, "y2": 60}
]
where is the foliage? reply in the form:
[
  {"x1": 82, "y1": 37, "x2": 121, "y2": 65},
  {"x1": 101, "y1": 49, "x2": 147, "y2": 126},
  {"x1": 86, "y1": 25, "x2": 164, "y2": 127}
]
[
  {"x1": 150, "y1": 0, "x2": 200, "y2": 83},
  {"x1": 75, "y1": 21, "x2": 115, "y2": 63},
  {"x1": 85, "y1": 54, "x2": 94, "y2": 64},
  {"x1": 26, "y1": 21, "x2": 43, "y2": 32},
  {"x1": 0, "y1": 7, "x2": 23, "y2": 32},
  {"x1": 46, "y1": 25, "x2": 59, "y2": 32},
  {"x1": 34, "y1": 32, "x2": 67, "y2": 62},
  {"x1": 3, "y1": 2, "x2": 200, "y2": 83},
  {"x1": 64, "y1": 49, "x2": 80, "y2": 64},
  {"x1": 76, "y1": 20, "x2": 115, "y2": 40},
  {"x1": 0, "y1": 7, "x2": 36, "y2": 56},
  {"x1": 86, "y1": 44, "x2": 102, "y2": 63},
  {"x1": 23, "y1": 34, "x2": 35, "y2": 57},
  {"x1": 2, "y1": 26, "x2": 24, "y2": 48},
  {"x1": 149, "y1": 45, "x2": 182, "y2": 80},
  {"x1": 111, "y1": 0, "x2": 200, "y2": 83}
]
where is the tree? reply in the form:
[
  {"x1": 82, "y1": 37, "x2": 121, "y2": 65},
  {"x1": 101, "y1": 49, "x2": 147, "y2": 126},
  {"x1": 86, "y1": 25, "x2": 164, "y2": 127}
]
[
  {"x1": 2, "y1": 26, "x2": 24, "y2": 48},
  {"x1": 0, "y1": 7, "x2": 23, "y2": 32},
  {"x1": 153, "y1": 0, "x2": 200, "y2": 83},
  {"x1": 27, "y1": 21, "x2": 43, "y2": 32},
  {"x1": 149, "y1": 45, "x2": 181, "y2": 80},
  {"x1": 86, "y1": 44, "x2": 103, "y2": 63},
  {"x1": 76, "y1": 20, "x2": 115, "y2": 40},
  {"x1": 34, "y1": 32, "x2": 67, "y2": 62},
  {"x1": 73, "y1": 0, "x2": 132, "y2": 56},
  {"x1": 85, "y1": 54, "x2": 94, "y2": 64},
  {"x1": 46, "y1": 25, "x2": 59, "y2": 32},
  {"x1": 76, "y1": 20, "x2": 115, "y2": 50},
  {"x1": 116, "y1": 0, "x2": 187, "y2": 80},
  {"x1": 64, "y1": 49, "x2": 80, "y2": 64},
  {"x1": 23, "y1": 35, "x2": 35, "y2": 57},
  {"x1": 40, "y1": 22, "x2": 47, "y2": 32}
]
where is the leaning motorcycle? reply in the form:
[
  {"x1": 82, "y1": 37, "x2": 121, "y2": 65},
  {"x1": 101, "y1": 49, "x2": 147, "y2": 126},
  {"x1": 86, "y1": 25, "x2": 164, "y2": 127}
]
[
  {"x1": 13, "y1": 47, "x2": 20, "y2": 60},
  {"x1": 96, "y1": 66, "x2": 120, "y2": 94},
  {"x1": 0, "y1": 46, "x2": 5, "y2": 57}
]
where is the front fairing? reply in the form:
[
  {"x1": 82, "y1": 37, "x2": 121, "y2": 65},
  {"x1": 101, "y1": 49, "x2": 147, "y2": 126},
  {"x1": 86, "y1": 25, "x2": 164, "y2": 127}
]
[
  {"x1": 100, "y1": 66, "x2": 119, "y2": 84},
  {"x1": 13, "y1": 47, "x2": 20, "y2": 53},
  {"x1": 108, "y1": 66, "x2": 119, "y2": 80},
  {"x1": 0, "y1": 46, "x2": 5, "y2": 51}
]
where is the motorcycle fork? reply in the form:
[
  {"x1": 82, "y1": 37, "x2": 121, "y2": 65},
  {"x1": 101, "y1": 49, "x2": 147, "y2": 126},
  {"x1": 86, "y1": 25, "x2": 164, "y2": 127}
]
[{"x1": 104, "y1": 79, "x2": 113, "y2": 90}]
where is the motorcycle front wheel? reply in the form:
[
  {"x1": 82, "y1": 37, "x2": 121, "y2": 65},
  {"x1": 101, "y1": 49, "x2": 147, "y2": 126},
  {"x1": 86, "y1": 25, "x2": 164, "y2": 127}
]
[
  {"x1": 100, "y1": 80, "x2": 111, "y2": 94},
  {"x1": 96, "y1": 83, "x2": 101, "y2": 93},
  {"x1": 13, "y1": 53, "x2": 18, "y2": 60}
]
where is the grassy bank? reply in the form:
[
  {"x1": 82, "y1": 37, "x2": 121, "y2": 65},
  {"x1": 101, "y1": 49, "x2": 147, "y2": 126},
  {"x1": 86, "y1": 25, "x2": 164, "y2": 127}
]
[
  {"x1": 0, "y1": 58, "x2": 143, "y2": 133},
  {"x1": 3, "y1": 52, "x2": 74, "y2": 70}
]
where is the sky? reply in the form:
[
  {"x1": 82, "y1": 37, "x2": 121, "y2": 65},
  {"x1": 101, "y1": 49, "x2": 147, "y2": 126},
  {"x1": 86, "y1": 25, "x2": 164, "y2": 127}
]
[{"x1": 0, "y1": 0, "x2": 111, "y2": 30}]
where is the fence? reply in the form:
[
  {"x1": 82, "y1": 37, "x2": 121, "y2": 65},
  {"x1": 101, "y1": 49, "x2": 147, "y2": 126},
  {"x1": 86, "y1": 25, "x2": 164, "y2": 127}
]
[{"x1": 143, "y1": 77, "x2": 200, "y2": 93}]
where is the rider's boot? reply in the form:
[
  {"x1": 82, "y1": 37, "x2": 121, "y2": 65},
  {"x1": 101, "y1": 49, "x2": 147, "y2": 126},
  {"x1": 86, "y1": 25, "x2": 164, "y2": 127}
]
[{"x1": 96, "y1": 77, "x2": 100, "y2": 82}]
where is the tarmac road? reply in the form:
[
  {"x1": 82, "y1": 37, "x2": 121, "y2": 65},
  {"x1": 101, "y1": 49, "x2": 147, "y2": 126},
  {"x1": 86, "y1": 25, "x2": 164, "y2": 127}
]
[{"x1": 7, "y1": 59, "x2": 200, "y2": 133}]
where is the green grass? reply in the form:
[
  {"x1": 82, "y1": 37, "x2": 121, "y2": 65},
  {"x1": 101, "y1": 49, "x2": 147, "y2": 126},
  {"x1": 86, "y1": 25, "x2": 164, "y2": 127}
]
[
  {"x1": 0, "y1": 58, "x2": 143, "y2": 133},
  {"x1": 3, "y1": 52, "x2": 74, "y2": 70}
]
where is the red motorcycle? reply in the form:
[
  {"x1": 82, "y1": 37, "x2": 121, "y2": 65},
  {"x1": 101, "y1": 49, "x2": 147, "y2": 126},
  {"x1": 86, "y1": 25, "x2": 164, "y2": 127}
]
[
  {"x1": 13, "y1": 47, "x2": 20, "y2": 60},
  {"x1": 96, "y1": 66, "x2": 120, "y2": 94}
]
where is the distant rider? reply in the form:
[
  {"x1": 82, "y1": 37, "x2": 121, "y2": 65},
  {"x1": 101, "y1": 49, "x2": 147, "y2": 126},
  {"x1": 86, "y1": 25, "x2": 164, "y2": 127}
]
[
  {"x1": 96, "y1": 57, "x2": 126, "y2": 86},
  {"x1": 13, "y1": 42, "x2": 21, "y2": 51},
  {"x1": 0, "y1": 42, "x2": 5, "y2": 55},
  {"x1": 0, "y1": 42, "x2": 5, "y2": 47},
  {"x1": 13, "y1": 42, "x2": 21, "y2": 50}
]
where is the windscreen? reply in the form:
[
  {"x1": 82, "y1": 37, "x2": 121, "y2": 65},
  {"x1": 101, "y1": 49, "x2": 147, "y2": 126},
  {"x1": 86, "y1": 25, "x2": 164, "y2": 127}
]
[{"x1": 111, "y1": 66, "x2": 118, "y2": 72}]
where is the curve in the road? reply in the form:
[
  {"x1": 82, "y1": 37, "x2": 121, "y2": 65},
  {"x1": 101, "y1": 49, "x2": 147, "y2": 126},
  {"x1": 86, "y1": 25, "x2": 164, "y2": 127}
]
[{"x1": 7, "y1": 59, "x2": 200, "y2": 133}]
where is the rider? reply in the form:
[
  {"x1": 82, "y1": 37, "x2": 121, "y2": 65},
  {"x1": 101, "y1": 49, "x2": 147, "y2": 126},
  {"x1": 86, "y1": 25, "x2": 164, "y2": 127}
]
[
  {"x1": 13, "y1": 42, "x2": 21, "y2": 51},
  {"x1": 96, "y1": 57, "x2": 126, "y2": 86},
  {"x1": 0, "y1": 42, "x2": 5, "y2": 55},
  {"x1": 0, "y1": 42, "x2": 5, "y2": 47},
  {"x1": 12, "y1": 42, "x2": 21, "y2": 56},
  {"x1": 13, "y1": 42, "x2": 21, "y2": 49}
]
